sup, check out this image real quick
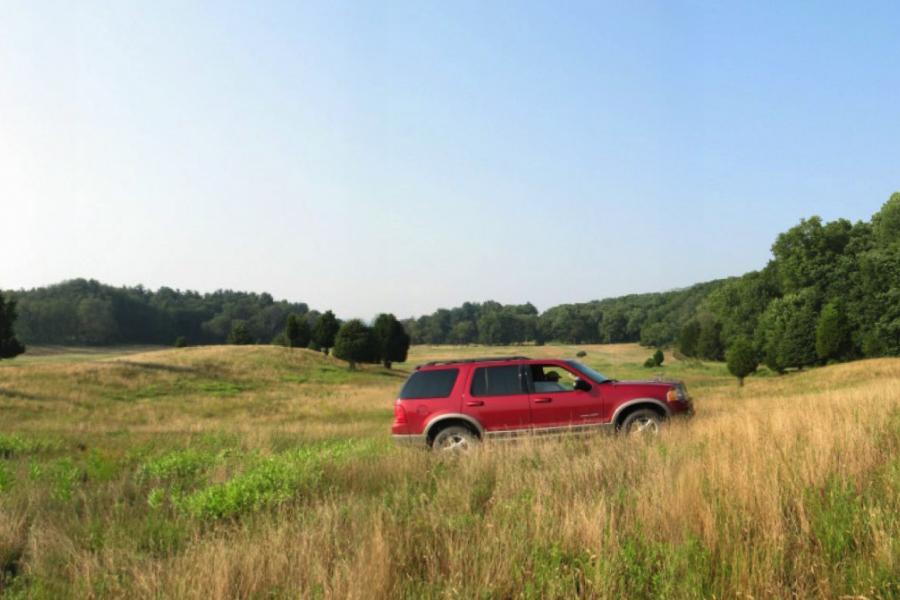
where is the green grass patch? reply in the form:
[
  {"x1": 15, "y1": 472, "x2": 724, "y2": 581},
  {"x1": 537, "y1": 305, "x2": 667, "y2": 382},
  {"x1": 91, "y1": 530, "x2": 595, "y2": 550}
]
[{"x1": 182, "y1": 440, "x2": 379, "y2": 520}]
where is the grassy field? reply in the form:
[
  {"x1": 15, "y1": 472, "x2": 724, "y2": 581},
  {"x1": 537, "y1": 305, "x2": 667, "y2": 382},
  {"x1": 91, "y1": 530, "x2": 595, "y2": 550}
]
[{"x1": 0, "y1": 344, "x2": 898, "y2": 598}]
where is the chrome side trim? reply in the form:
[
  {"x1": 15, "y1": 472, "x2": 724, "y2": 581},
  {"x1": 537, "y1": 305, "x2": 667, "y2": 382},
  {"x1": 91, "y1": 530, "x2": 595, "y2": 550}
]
[
  {"x1": 392, "y1": 434, "x2": 427, "y2": 447},
  {"x1": 610, "y1": 398, "x2": 671, "y2": 427},
  {"x1": 423, "y1": 413, "x2": 486, "y2": 438},
  {"x1": 484, "y1": 421, "x2": 614, "y2": 440}
]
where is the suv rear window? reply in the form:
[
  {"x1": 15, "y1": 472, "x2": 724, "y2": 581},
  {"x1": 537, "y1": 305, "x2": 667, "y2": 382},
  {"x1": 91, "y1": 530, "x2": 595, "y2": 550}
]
[
  {"x1": 399, "y1": 369, "x2": 459, "y2": 399},
  {"x1": 471, "y1": 365, "x2": 525, "y2": 396}
]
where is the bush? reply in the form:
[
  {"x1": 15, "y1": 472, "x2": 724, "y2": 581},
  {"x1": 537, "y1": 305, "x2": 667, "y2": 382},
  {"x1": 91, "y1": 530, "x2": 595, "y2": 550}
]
[
  {"x1": 333, "y1": 320, "x2": 378, "y2": 369},
  {"x1": 576, "y1": 350, "x2": 587, "y2": 358},
  {"x1": 372, "y1": 313, "x2": 410, "y2": 368},
  {"x1": 227, "y1": 322, "x2": 254, "y2": 345},
  {"x1": 174, "y1": 336, "x2": 188, "y2": 348},
  {"x1": 725, "y1": 337, "x2": 758, "y2": 386},
  {"x1": 285, "y1": 313, "x2": 311, "y2": 349},
  {"x1": 643, "y1": 350, "x2": 664, "y2": 368}
]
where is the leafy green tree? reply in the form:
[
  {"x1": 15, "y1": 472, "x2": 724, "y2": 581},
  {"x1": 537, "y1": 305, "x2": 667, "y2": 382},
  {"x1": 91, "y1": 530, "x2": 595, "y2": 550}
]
[
  {"x1": 333, "y1": 319, "x2": 377, "y2": 369},
  {"x1": 772, "y1": 216, "x2": 853, "y2": 298},
  {"x1": 695, "y1": 316, "x2": 724, "y2": 361},
  {"x1": 678, "y1": 319, "x2": 701, "y2": 357},
  {"x1": 0, "y1": 293, "x2": 26, "y2": 360},
  {"x1": 815, "y1": 302, "x2": 850, "y2": 362},
  {"x1": 312, "y1": 310, "x2": 340, "y2": 354},
  {"x1": 174, "y1": 336, "x2": 188, "y2": 348},
  {"x1": 872, "y1": 192, "x2": 900, "y2": 248},
  {"x1": 447, "y1": 321, "x2": 477, "y2": 344},
  {"x1": 756, "y1": 292, "x2": 818, "y2": 372},
  {"x1": 284, "y1": 313, "x2": 311, "y2": 349},
  {"x1": 372, "y1": 313, "x2": 410, "y2": 369},
  {"x1": 705, "y1": 267, "x2": 781, "y2": 343},
  {"x1": 726, "y1": 337, "x2": 758, "y2": 386},
  {"x1": 227, "y1": 321, "x2": 254, "y2": 345}
]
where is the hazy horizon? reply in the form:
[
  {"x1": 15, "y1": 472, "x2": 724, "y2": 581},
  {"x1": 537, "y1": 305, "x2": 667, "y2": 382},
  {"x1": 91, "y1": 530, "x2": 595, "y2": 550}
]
[{"x1": 4, "y1": 2, "x2": 899, "y2": 319}]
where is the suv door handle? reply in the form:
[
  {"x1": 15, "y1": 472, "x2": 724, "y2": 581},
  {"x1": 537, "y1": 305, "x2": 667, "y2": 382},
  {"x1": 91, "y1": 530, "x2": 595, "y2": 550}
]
[
  {"x1": 533, "y1": 397, "x2": 553, "y2": 404},
  {"x1": 465, "y1": 400, "x2": 484, "y2": 407}
]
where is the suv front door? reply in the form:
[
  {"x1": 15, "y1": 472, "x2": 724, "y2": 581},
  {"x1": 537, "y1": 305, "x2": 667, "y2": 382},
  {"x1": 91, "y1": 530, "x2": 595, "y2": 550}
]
[
  {"x1": 462, "y1": 364, "x2": 531, "y2": 435},
  {"x1": 526, "y1": 362, "x2": 604, "y2": 430}
]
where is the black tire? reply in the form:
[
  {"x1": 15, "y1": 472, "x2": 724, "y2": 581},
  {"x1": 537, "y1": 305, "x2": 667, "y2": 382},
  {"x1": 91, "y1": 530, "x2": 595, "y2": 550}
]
[
  {"x1": 431, "y1": 425, "x2": 478, "y2": 452},
  {"x1": 620, "y1": 409, "x2": 663, "y2": 437}
]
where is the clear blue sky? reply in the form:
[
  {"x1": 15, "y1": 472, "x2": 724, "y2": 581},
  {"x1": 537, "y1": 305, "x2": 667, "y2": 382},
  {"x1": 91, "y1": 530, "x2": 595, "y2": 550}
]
[{"x1": 3, "y1": 1, "x2": 898, "y2": 319}]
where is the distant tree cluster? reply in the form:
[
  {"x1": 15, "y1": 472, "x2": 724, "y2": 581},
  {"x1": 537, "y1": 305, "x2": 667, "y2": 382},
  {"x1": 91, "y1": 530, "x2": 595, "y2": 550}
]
[
  {"x1": 682, "y1": 193, "x2": 900, "y2": 379},
  {"x1": 402, "y1": 282, "x2": 722, "y2": 348},
  {"x1": 333, "y1": 314, "x2": 410, "y2": 369},
  {"x1": 6, "y1": 193, "x2": 899, "y2": 378},
  {"x1": 7, "y1": 279, "x2": 315, "y2": 347}
]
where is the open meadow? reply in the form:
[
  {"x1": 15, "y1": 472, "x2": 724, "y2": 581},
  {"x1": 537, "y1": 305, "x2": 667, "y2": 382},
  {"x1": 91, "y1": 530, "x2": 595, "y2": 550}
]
[{"x1": 0, "y1": 344, "x2": 898, "y2": 598}]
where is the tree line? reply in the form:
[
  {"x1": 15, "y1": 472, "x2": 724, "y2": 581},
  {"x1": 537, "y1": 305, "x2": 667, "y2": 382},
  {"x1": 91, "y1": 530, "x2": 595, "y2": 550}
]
[
  {"x1": 401, "y1": 281, "x2": 722, "y2": 348},
  {"x1": 4, "y1": 193, "x2": 899, "y2": 374},
  {"x1": 687, "y1": 193, "x2": 900, "y2": 377},
  {"x1": 403, "y1": 193, "x2": 900, "y2": 376}
]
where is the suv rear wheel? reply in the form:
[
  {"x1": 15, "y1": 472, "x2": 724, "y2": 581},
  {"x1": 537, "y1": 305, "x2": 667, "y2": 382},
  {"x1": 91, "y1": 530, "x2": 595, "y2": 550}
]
[
  {"x1": 621, "y1": 409, "x2": 663, "y2": 437},
  {"x1": 432, "y1": 425, "x2": 478, "y2": 452}
]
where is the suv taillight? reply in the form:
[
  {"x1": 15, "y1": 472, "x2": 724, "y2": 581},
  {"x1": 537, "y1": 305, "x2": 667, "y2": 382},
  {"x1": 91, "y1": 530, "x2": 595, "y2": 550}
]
[{"x1": 394, "y1": 402, "x2": 407, "y2": 424}]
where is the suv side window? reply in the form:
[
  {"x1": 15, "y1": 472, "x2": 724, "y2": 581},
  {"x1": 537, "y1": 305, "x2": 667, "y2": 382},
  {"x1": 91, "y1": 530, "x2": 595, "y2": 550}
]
[
  {"x1": 529, "y1": 364, "x2": 579, "y2": 393},
  {"x1": 470, "y1": 365, "x2": 526, "y2": 397},
  {"x1": 400, "y1": 369, "x2": 459, "y2": 399}
]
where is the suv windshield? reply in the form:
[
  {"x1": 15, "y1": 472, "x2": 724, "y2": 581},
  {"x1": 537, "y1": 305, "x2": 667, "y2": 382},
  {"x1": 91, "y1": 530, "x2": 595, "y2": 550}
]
[{"x1": 565, "y1": 360, "x2": 609, "y2": 383}]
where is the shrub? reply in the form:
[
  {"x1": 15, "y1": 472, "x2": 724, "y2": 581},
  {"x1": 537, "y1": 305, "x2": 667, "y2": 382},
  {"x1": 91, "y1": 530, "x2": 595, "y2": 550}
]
[
  {"x1": 643, "y1": 350, "x2": 664, "y2": 368},
  {"x1": 333, "y1": 320, "x2": 378, "y2": 369},
  {"x1": 372, "y1": 313, "x2": 410, "y2": 369},
  {"x1": 312, "y1": 311, "x2": 340, "y2": 354},
  {"x1": 285, "y1": 313, "x2": 311, "y2": 349},
  {"x1": 725, "y1": 337, "x2": 758, "y2": 386},
  {"x1": 174, "y1": 336, "x2": 188, "y2": 348},
  {"x1": 228, "y1": 322, "x2": 254, "y2": 345},
  {"x1": 575, "y1": 350, "x2": 587, "y2": 358}
]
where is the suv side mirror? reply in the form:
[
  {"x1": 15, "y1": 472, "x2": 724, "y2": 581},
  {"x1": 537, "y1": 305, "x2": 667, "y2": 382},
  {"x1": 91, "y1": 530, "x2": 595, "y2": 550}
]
[{"x1": 574, "y1": 378, "x2": 592, "y2": 392}]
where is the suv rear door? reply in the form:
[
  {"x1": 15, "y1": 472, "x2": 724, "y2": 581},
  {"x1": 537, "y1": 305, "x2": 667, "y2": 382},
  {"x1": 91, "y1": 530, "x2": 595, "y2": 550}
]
[
  {"x1": 461, "y1": 363, "x2": 531, "y2": 435},
  {"x1": 525, "y1": 361, "x2": 604, "y2": 430}
]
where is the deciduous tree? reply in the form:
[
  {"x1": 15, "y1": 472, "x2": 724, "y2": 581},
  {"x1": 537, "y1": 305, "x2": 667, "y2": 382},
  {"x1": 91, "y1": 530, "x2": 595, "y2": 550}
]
[
  {"x1": 0, "y1": 293, "x2": 25, "y2": 360},
  {"x1": 333, "y1": 319, "x2": 377, "y2": 369}
]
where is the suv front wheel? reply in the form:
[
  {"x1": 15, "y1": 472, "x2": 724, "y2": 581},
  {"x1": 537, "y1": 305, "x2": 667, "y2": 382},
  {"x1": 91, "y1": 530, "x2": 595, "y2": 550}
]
[
  {"x1": 621, "y1": 409, "x2": 663, "y2": 436},
  {"x1": 432, "y1": 425, "x2": 478, "y2": 452}
]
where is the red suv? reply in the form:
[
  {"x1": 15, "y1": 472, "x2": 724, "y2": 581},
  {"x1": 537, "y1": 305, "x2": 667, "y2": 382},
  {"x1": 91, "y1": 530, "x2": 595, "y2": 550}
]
[{"x1": 392, "y1": 356, "x2": 693, "y2": 450}]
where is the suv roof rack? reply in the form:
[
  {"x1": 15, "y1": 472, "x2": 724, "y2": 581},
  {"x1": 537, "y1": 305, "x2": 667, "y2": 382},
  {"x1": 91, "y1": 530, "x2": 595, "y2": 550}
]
[{"x1": 417, "y1": 356, "x2": 530, "y2": 369}]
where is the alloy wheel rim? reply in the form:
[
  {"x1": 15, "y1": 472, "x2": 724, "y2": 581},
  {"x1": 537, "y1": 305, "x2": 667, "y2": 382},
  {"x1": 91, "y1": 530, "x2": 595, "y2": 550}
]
[
  {"x1": 441, "y1": 434, "x2": 470, "y2": 451},
  {"x1": 631, "y1": 418, "x2": 659, "y2": 435}
]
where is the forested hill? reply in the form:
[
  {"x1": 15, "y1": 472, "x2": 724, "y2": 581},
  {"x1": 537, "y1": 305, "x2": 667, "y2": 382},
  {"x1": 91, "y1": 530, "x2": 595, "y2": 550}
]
[
  {"x1": 7, "y1": 279, "x2": 315, "y2": 346},
  {"x1": 6, "y1": 193, "x2": 900, "y2": 368},
  {"x1": 400, "y1": 279, "x2": 726, "y2": 347}
]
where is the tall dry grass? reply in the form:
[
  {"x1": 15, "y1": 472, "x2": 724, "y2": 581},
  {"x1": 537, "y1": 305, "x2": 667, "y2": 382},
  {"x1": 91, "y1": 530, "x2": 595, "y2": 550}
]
[{"x1": 1, "y1": 346, "x2": 898, "y2": 598}]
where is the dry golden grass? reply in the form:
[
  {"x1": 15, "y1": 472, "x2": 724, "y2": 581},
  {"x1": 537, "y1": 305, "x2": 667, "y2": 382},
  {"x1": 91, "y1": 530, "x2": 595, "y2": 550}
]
[{"x1": 1, "y1": 345, "x2": 899, "y2": 598}]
